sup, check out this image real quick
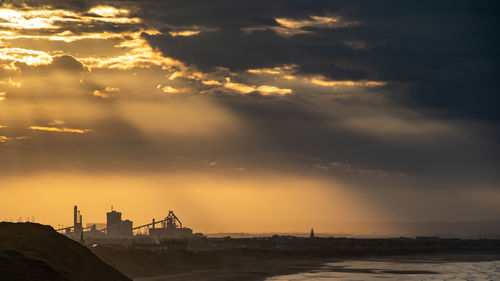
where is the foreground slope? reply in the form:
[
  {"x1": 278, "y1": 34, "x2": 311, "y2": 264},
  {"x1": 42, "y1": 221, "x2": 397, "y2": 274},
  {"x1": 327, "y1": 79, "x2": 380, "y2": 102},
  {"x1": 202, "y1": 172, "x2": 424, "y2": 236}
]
[{"x1": 0, "y1": 222, "x2": 131, "y2": 281}]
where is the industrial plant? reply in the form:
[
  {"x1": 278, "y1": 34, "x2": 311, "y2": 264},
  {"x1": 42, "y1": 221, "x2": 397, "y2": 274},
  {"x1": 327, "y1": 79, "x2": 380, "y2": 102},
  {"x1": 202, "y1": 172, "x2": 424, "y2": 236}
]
[{"x1": 56, "y1": 206, "x2": 204, "y2": 244}]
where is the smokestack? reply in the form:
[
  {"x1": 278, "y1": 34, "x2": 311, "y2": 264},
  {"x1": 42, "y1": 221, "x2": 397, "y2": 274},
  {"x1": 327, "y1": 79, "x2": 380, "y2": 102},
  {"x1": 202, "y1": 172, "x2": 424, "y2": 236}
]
[{"x1": 74, "y1": 205, "x2": 77, "y2": 227}]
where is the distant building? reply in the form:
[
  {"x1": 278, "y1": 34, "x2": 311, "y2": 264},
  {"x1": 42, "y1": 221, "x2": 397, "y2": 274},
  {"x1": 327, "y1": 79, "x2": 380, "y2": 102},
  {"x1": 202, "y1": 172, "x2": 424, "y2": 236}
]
[
  {"x1": 106, "y1": 207, "x2": 133, "y2": 238},
  {"x1": 86, "y1": 223, "x2": 106, "y2": 230},
  {"x1": 310, "y1": 228, "x2": 315, "y2": 238},
  {"x1": 149, "y1": 227, "x2": 193, "y2": 239},
  {"x1": 106, "y1": 209, "x2": 121, "y2": 236},
  {"x1": 148, "y1": 211, "x2": 195, "y2": 239},
  {"x1": 121, "y1": 219, "x2": 133, "y2": 236},
  {"x1": 74, "y1": 205, "x2": 83, "y2": 240}
]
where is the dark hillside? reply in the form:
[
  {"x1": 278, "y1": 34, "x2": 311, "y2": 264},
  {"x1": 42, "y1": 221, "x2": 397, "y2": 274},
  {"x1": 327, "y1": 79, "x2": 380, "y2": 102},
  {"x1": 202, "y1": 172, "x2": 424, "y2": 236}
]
[{"x1": 0, "y1": 222, "x2": 130, "y2": 281}]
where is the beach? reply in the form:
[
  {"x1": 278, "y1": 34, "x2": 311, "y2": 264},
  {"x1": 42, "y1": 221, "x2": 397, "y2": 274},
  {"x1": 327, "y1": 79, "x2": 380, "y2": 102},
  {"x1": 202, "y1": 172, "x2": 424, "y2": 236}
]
[{"x1": 105, "y1": 252, "x2": 500, "y2": 281}]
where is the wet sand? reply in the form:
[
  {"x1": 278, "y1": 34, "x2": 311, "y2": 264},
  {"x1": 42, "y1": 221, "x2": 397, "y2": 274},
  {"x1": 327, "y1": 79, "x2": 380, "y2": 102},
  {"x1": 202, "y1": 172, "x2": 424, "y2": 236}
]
[
  {"x1": 354, "y1": 253, "x2": 500, "y2": 263},
  {"x1": 133, "y1": 258, "x2": 324, "y2": 281},
  {"x1": 133, "y1": 254, "x2": 500, "y2": 281}
]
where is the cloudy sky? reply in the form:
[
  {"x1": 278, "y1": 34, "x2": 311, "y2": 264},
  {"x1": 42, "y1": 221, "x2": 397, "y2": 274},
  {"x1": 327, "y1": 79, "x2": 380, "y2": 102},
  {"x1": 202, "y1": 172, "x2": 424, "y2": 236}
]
[{"x1": 0, "y1": 0, "x2": 498, "y2": 233}]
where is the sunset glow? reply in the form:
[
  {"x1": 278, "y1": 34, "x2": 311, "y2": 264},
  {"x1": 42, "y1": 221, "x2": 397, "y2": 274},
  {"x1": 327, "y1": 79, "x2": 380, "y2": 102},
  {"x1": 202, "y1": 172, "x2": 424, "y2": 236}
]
[{"x1": 0, "y1": 1, "x2": 498, "y2": 237}]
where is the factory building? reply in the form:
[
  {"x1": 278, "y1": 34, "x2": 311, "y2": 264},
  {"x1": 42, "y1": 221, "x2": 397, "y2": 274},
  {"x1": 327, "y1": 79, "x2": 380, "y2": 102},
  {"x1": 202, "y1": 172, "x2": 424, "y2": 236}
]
[
  {"x1": 148, "y1": 211, "x2": 195, "y2": 239},
  {"x1": 73, "y1": 205, "x2": 83, "y2": 240},
  {"x1": 57, "y1": 206, "x2": 203, "y2": 243},
  {"x1": 106, "y1": 207, "x2": 133, "y2": 238},
  {"x1": 149, "y1": 226, "x2": 194, "y2": 239}
]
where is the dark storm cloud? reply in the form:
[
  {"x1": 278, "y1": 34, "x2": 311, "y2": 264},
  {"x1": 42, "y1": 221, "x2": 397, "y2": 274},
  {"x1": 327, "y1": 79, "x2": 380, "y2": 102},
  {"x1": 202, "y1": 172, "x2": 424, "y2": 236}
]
[
  {"x1": 141, "y1": 0, "x2": 500, "y2": 121},
  {"x1": 1, "y1": 0, "x2": 498, "y2": 191},
  {"x1": 47, "y1": 55, "x2": 85, "y2": 72},
  {"x1": 134, "y1": 0, "x2": 500, "y2": 186},
  {"x1": 214, "y1": 94, "x2": 500, "y2": 185},
  {"x1": 13, "y1": 55, "x2": 84, "y2": 74}
]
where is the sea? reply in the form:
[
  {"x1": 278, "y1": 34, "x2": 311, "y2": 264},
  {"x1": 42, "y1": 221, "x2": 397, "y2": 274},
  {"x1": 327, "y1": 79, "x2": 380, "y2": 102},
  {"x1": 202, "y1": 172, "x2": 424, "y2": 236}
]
[{"x1": 266, "y1": 260, "x2": 500, "y2": 281}]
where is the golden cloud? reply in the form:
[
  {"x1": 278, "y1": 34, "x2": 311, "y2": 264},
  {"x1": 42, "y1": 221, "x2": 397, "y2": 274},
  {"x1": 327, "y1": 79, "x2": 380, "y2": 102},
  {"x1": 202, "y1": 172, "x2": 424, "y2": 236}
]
[
  {"x1": 201, "y1": 80, "x2": 222, "y2": 86},
  {"x1": 169, "y1": 30, "x2": 201, "y2": 37},
  {"x1": 0, "y1": 47, "x2": 52, "y2": 66},
  {"x1": 88, "y1": 6, "x2": 130, "y2": 17},
  {"x1": 92, "y1": 87, "x2": 120, "y2": 99},
  {"x1": 0, "y1": 78, "x2": 22, "y2": 88},
  {"x1": 29, "y1": 126, "x2": 92, "y2": 134},
  {"x1": 0, "y1": 7, "x2": 139, "y2": 31},
  {"x1": 276, "y1": 16, "x2": 339, "y2": 29},
  {"x1": 310, "y1": 77, "x2": 386, "y2": 87},
  {"x1": 243, "y1": 16, "x2": 357, "y2": 37},
  {"x1": 223, "y1": 79, "x2": 292, "y2": 96},
  {"x1": 0, "y1": 135, "x2": 26, "y2": 143},
  {"x1": 256, "y1": 85, "x2": 292, "y2": 96},
  {"x1": 0, "y1": 8, "x2": 62, "y2": 29},
  {"x1": 158, "y1": 85, "x2": 180, "y2": 94},
  {"x1": 80, "y1": 31, "x2": 183, "y2": 70},
  {"x1": 247, "y1": 65, "x2": 296, "y2": 75},
  {"x1": 0, "y1": 5, "x2": 180, "y2": 71},
  {"x1": 224, "y1": 81, "x2": 256, "y2": 94}
]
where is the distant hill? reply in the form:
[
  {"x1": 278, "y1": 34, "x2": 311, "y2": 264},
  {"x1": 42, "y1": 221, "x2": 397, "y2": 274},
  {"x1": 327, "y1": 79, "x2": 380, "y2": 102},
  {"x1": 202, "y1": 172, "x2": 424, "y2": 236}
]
[{"x1": 0, "y1": 222, "x2": 131, "y2": 281}]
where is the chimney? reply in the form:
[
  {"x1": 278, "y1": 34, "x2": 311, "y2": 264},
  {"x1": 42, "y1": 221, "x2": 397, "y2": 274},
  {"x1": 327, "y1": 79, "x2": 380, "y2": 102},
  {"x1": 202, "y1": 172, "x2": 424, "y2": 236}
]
[{"x1": 73, "y1": 205, "x2": 78, "y2": 227}]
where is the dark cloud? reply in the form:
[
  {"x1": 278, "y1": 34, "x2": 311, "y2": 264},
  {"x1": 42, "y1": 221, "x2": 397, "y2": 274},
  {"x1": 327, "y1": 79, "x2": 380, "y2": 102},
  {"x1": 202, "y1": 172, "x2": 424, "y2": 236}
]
[
  {"x1": 214, "y1": 94, "x2": 500, "y2": 184},
  {"x1": 141, "y1": 0, "x2": 500, "y2": 121},
  {"x1": 145, "y1": 29, "x2": 293, "y2": 71},
  {"x1": 0, "y1": 0, "x2": 498, "y2": 194},
  {"x1": 12, "y1": 55, "x2": 84, "y2": 74},
  {"x1": 50, "y1": 55, "x2": 85, "y2": 72}
]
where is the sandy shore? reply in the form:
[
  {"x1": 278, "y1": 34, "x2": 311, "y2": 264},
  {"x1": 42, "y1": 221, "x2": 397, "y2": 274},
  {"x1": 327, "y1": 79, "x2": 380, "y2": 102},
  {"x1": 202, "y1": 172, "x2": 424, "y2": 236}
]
[
  {"x1": 133, "y1": 254, "x2": 500, "y2": 281},
  {"x1": 133, "y1": 258, "x2": 326, "y2": 281},
  {"x1": 353, "y1": 253, "x2": 500, "y2": 263}
]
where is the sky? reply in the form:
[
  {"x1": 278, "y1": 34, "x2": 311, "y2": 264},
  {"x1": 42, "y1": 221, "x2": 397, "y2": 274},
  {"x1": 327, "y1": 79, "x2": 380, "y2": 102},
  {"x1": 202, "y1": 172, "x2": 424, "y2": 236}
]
[{"x1": 0, "y1": 0, "x2": 499, "y2": 234}]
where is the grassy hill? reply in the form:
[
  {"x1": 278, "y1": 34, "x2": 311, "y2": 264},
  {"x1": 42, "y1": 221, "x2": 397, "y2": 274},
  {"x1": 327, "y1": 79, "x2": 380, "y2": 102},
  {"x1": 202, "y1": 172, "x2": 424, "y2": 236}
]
[{"x1": 0, "y1": 222, "x2": 131, "y2": 281}]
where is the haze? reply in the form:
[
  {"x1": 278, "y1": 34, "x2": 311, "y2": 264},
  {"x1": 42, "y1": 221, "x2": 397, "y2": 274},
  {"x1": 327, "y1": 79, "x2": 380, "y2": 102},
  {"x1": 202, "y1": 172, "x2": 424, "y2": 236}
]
[{"x1": 0, "y1": 0, "x2": 499, "y2": 236}]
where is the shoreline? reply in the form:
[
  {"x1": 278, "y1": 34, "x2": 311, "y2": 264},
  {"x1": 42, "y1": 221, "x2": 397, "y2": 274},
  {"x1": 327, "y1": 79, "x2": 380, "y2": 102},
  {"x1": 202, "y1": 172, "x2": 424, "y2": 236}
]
[
  {"x1": 133, "y1": 258, "x2": 326, "y2": 281},
  {"x1": 131, "y1": 253, "x2": 500, "y2": 281}
]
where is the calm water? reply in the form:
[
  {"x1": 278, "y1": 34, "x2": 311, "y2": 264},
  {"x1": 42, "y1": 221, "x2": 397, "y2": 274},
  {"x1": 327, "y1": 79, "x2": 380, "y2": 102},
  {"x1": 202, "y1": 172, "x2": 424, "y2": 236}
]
[{"x1": 267, "y1": 260, "x2": 500, "y2": 281}]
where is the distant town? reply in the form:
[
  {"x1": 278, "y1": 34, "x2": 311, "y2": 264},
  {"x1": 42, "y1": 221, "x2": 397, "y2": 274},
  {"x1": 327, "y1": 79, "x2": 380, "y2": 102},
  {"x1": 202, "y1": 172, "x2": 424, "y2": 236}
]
[
  {"x1": 40, "y1": 205, "x2": 499, "y2": 259},
  {"x1": 2, "y1": 208, "x2": 500, "y2": 280}
]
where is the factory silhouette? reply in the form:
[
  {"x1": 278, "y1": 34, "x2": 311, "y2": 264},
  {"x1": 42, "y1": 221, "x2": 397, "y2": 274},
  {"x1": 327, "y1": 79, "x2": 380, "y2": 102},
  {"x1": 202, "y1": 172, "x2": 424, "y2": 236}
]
[{"x1": 57, "y1": 205, "x2": 204, "y2": 244}]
